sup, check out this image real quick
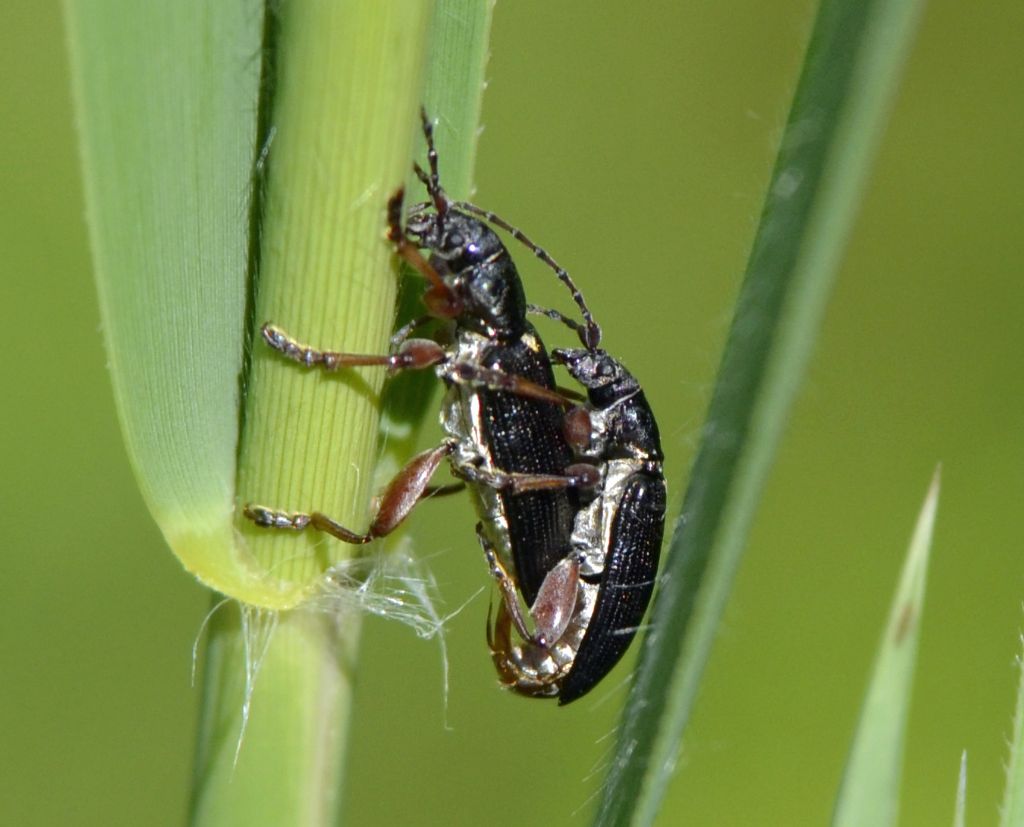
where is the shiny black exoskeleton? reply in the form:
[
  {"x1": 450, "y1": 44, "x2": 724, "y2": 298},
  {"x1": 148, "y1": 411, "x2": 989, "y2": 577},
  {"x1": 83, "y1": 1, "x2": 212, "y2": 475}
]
[
  {"x1": 406, "y1": 209, "x2": 528, "y2": 341},
  {"x1": 553, "y1": 348, "x2": 666, "y2": 704},
  {"x1": 426, "y1": 213, "x2": 579, "y2": 608},
  {"x1": 398, "y1": 122, "x2": 587, "y2": 606},
  {"x1": 486, "y1": 345, "x2": 665, "y2": 704}
]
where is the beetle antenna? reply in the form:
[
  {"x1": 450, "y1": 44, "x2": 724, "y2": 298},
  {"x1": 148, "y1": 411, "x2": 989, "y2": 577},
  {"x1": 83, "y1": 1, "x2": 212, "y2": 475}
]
[
  {"x1": 453, "y1": 200, "x2": 601, "y2": 349},
  {"x1": 418, "y1": 109, "x2": 448, "y2": 225},
  {"x1": 526, "y1": 303, "x2": 588, "y2": 341}
]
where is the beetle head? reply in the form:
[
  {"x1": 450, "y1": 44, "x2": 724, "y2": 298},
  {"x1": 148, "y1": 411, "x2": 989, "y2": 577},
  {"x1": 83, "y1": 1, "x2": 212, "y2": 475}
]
[
  {"x1": 408, "y1": 209, "x2": 528, "y2": 338},
  {"x1": 553, "y1": 348, "x2": 638, "y2": 407}
]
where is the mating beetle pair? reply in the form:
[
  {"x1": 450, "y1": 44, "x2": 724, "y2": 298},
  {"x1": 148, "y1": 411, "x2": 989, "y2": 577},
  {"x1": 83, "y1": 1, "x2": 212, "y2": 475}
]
[
  {"x1": 244, "y1": 112, "x2": 665, "y2": 704},
  {"x1": 485, "y1": 346, "x2": 665, "y2": 703}
]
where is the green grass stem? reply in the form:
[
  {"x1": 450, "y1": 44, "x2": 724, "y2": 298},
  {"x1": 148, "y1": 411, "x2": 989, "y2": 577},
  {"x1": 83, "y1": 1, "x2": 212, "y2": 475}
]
[{"x1": 190, "y1": 2, "x2": 493, "y2": 823}]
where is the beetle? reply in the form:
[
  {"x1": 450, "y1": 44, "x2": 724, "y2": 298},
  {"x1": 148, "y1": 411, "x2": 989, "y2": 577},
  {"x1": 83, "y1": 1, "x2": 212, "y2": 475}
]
[
  {"x1": 244, "y1": 111, "x2": 598, "y2": 612},
  {"x1": 430, "y1": 198, "x2": 667, "y2": 704},
  {"x1": 481, "y1": 344, "x2": 666, "y2": 704},
  {"x1": 245, "y1": 110, "x2": 666, "y2": 705}
]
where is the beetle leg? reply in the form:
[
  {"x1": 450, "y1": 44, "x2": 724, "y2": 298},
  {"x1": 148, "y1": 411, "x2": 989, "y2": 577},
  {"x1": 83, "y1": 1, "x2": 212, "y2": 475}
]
[
  {"x1": 421, "y1": 482, "x2": 466, "y2": 498},
  {"x1": 474, "y1": 524, "x2": 580, "y2": 648},
  {"x1": 242, "y1": 442, "x2": 454, "y2": 544},
  {"x1": 486, "y1": 600, "x2": 567, "y2": 699},
  {"x1": 529, "y1": 555, "x2": 580, "y2": 647},
  {"x1": 387, "y1": 188, "x2": 462, "y2": 320},
  {"x1": 242, "y1": 505, "x2": 374, "y2": 544},
  {"x1": 487, "y1": 599, "x2": 513, "y2": 666},
  {"x1": 474, "y1": 523, "x2": 536, "y2": 643},
  {"x1": 454, "y1": 462, "x2": 600, "y2": 495},
  {"x1": 447, "y1": 362, "x2": 577, "y2": 409},
  {"x1": 487, "y1": 600, "x2": 523, "y2": 690},
  {"x1": 525, "y1": 303, "x2": 600, "y2": 354},
  {"x1": 449, "y1": 360, "x2": 598, "y2": 456},
  {"x1": 261, "y1": 323, "x2": 445, "y2": 374},
  {"x1": 389, "y1": 313, "x2": 436, "y2": 349}
]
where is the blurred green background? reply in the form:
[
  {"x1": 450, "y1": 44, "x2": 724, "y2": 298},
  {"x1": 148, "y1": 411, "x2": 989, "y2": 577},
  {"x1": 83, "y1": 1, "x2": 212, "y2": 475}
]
[{"x1": 2, "y1": 1, "x2": 1022, "y2": 824}]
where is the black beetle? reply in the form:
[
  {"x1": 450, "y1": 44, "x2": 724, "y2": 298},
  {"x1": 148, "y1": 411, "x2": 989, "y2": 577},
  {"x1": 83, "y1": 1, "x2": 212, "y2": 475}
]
[
  {"x1": 480, "y1": 344, "x2": 665, "y2": 704},
  {"x1": 244, "y1": 111, "x2": 596, "y2": 610},
  {"x1": 245, "y1": 111, "x2": 666, "y2": 706}
]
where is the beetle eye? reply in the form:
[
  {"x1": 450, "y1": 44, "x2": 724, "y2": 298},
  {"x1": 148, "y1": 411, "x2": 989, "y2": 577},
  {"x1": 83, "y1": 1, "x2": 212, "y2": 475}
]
[{"x1": 466, "y1": 242, "x2": 480, "y2": 256}]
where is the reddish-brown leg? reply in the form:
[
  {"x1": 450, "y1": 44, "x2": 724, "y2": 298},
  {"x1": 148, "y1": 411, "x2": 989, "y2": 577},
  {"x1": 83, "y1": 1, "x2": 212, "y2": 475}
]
[
  {"x1": 487, "y1": 600, "x2": 519, "y2": 687},
  {"x1": 475, "y1": 524, "x2": 537, "y2": 644},
  {"x1": 455, "y1": 461, "x2": 600, "y2": 496},
  {"x1": 474, "y1": 524, "x2": 580, "y2": 648},
  {"x1": 261, "y1": 323, "x2": 445, "y2": 374},
  {"x1": 387, "y1": 188, "x2": 462, "y2": 320},
  {"x1": 421, "y1": 482, "x2": 466, "y2": 498},
  {"x1": 243, "y1": 442, "x2": 453, "y2": 544},
  {"x1": 448, "y1": 362, "x2": 577, "y2": 409}
]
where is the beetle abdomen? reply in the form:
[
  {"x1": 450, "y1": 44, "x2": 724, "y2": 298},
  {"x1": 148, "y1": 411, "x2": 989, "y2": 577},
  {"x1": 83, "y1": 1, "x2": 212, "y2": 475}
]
[
  {"x1": 558, "y1": 470, "x2": 666, "y2": 705},
  {"x1": 479, "y1": 332, "x2": 576, "y2": 606}
]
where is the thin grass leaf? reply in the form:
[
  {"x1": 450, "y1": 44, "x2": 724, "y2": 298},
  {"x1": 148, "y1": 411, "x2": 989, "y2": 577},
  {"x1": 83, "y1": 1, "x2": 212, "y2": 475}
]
[
  {"x1": 831, "y1": 468, "x2": 940, "y2": 827},
  {"x1": 955, "y1": 751, "x2": 968, "y2": 827},
  {"x1": 1000, "y1": 635, "x2": 1024, "y2": 826},
  {"x1": 592, "y1": 0, "x2": 926, "y2": 822}
]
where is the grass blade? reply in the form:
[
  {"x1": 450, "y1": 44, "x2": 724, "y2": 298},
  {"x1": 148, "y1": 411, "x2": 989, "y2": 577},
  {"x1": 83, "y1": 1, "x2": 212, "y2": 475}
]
[
  {"x1": 955, "y1": 751, "x2": 968, "y2": 827},
  {"x1": 831, "y1": 469, "x2": 940, "y2": 827},
  {"x1": 592, "y1": 0, "x2": 926, "y2": 822},
  {"x1": 1000, "y1": 634, "x2": 1024, "y2": 826},
  {"x1": 64, "y1": 0, "x2": 269, "y2": 602}
]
